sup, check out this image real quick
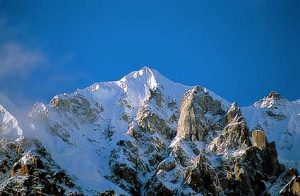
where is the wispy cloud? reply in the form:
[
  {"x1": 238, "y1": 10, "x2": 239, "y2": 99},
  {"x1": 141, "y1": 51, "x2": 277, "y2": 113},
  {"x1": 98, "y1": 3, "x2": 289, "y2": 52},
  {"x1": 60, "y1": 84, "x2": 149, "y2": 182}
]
[{"x1": 0, "y1": 42, "x2": 45, "y2": 76}]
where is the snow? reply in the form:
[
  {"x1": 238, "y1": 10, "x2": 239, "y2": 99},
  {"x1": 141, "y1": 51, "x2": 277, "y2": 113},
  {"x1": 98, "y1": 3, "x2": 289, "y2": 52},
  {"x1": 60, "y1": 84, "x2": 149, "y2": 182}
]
[
  {"x1": 26, "y1": 67, "x2": 293, "y2": 194},
  {"x1": 242, "y1": 96, "x2": 300, "y2": 171},
  {"x1": 27, "y1": 67, "x2": 198, "y2": 194},
  {"x1": 20, "y1": 152, "x2": 34, "y2": 165},
  {"x1": 0, "y1": 66, "x2": 298, "y2": 194},
  {"x1": 0, "y1": 105, "x2": 23, "y2": 140}
]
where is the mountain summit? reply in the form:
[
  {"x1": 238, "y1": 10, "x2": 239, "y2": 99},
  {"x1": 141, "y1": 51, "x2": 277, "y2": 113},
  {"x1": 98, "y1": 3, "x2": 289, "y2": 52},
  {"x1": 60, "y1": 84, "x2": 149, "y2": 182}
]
[{"x1": 0, "y1": 67, "x2": 299, "y2": 195}]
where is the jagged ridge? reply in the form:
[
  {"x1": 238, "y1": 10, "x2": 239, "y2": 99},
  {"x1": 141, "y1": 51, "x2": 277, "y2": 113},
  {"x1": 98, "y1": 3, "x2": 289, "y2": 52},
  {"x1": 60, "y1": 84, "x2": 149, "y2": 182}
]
[{"x1": 0, "y1": 67, "x2": 299, "y2": 195}]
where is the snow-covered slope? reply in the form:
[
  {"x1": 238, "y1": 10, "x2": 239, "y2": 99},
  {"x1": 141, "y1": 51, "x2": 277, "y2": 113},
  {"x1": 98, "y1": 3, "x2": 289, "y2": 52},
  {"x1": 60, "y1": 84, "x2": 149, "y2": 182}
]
[
  {"x1": 242, "y1": 92, "x2": 300, "y2": 170},
  {"x1": 0, "y1": 67, "x2": 298, "y2": 195},
  {"x1": 0, "y1": 105, "x2": 23, "y2": 141},
  {"x1": 28, "y1": 67, "x2": 229, "y2": 194},
  {"x1": 0, "y1": 105, "x2": 82, "y2": 194}
]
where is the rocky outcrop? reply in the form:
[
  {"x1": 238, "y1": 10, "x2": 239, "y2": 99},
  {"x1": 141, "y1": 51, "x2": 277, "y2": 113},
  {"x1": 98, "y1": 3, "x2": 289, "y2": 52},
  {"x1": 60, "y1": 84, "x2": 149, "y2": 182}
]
[
  {"x1": 267, "y1": 168, "x2": 299, "y2": 195},
  {"x1": 176, "y1": 86, "x2": 225, "y2": 141},
  {"x1": 50, "y1": 93, "x2": 103, "y2": 123},
  {"x1": 252, "y1": 129, "x2": 266, "y2": 148},
  {"x1": 1, "y1": 67, "x2": 298, "y2": 195},
  {"x1": 109, "y1": 140, "x2": 144, "y2": 195},
  {"x1": 136, "y1": 108, "x2": 175, "y2": 140},
  {"x1": 267, "y1": 91, "x2": 282, "y2": 100},
  {"x1": 0, "y1": 139, "x2": 82, "y2": 195},
  {"x1": 212, "y1": 130, "x2": 284, "y2": 195},
  {"x1": 109, "y1": 86, "x2": 181, "y2": 195},
  {"x1": 231, "y1": 141, "x2": 284, "y2": 195},
  {"x1": 145, "y1": 150, "x2": 223, "y2": 196},
  {"x1": 223, "y1": 102, "x2": 251, "y2": 147},
  {"x1": 183, "y1": 154, "x2": 223, "y2": 195},
  {"x1": 254, "y1": 91, "x2": 289, "y2": 109},
  {"x1": 280, "y1": 175, "x2": 300, "y2": 195},
  {"x1": 208, "y1": 103, "x2": 286, "y2": 195},
  {"x1": 144, "y1": 88, "x2": 289, "y2": 195},
  {"x1": 212, "y1": 102, "x2": 251, "y2": 152}
]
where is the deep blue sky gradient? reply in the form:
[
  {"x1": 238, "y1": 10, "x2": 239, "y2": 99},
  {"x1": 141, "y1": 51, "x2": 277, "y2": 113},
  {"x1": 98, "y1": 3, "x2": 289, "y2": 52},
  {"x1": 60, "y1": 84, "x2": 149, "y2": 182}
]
[{"x1": 0, "y1": 0, "x2": 299, "y2": 109}]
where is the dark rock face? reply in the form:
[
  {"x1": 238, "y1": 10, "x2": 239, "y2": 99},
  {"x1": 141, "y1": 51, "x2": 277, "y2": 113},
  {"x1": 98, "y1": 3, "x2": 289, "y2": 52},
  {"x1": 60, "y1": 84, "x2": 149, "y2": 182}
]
[
  {"x1": 266, "y1": 168, "x2": 299, "y2": 195},
  {"x1": 112, "y1": 163, "x2": 141, "y2": 195},
  {"x1": 280, "y1": 176, "x2": 300, "y2": 195},
  {"x1": 267, "y1": 91, "x2": 282, "y2": 100},
  {"x1": 231, "y1": 142, "x2": 284, "y2": 195},
  {"x1": 214, "y1": 141, "x2": 285, "y2": 196},
  {"x1": 145, "y1": 179, "x2": 177, "y2": 196},
  {"x1": 109, "y1": 140, "x2": 143, "y2": 196},
  {"x1": 136, "y1": 109, "x2": 175, "y2": 140},
  {"x1": 183, "y1": 154, "x2": 222, "y2": 196},
  {"x1": 0, "y1": 139, "x2": 82, "y2": 195},
  {"x1": 279, "y1": 168, "x2": 300, "y2": 196},
  {"x1": 100, "y1": 190, "x2": 116, "y2": 196}
]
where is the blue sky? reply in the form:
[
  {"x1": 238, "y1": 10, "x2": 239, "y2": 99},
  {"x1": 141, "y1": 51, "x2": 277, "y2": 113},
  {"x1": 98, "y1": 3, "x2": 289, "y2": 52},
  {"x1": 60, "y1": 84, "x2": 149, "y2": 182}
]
[{"x1": 0, "y1": 0, "x2": 299, "y2": 110}]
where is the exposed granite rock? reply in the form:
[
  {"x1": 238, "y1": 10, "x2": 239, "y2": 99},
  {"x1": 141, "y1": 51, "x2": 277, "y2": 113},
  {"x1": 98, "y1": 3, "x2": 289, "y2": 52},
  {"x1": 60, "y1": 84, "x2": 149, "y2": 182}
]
[
  {"x1": 176, "y1": 86, "x2": 225, "y2": 141},
  {"x1": 215, "y1": 140, "x2": 284, "y2": 196},
  {"x1": 213, "y1": 102, "x2": 251, "y2": 152},
  {"x1": 136, "y1": 108, "x2": 175, "y2": 140},
  {"x1": 252, "y1": 129, "x2": 266, "y2": 149},
  {"x1": 183, "y1": 154, "x2": 223, "y2": 195},
  {"x1": 208, "y1": 104, "x2": 286, "y2": 195},
  {"x1": 50, "y1": 93, "x2": 103, "y2": 123}
]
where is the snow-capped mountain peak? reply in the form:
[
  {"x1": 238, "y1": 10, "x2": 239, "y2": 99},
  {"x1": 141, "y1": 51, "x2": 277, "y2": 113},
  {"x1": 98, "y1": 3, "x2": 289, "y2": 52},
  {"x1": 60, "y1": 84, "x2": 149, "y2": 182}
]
[
  {"x1": 254, "y1": 91, "x2": 289, "y2": 108},
  {"x1": 118, "y1": 66, "x2": 192, "y2": 105},
  {"x1": 0, "y1": 104, "x2": 23, "y2": 141},
  {"x1": 120, "y1": 66, "x2": 158, "y2": 88},
  {"x1": 0, "y1": 67, "x2": 299, "y2": 195}
]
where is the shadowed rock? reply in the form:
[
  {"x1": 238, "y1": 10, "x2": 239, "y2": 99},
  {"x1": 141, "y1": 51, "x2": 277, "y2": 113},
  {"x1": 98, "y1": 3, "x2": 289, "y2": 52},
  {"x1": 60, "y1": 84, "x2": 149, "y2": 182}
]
[{"x1": 280, "y1": 176, "x2": 300, "y2": 196}]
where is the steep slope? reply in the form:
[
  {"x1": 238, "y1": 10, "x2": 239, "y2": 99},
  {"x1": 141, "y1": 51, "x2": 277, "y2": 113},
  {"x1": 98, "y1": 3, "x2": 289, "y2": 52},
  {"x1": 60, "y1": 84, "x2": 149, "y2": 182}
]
[
  {"x1": 148, "y1": 96, "x2": 285, "y2": 195},
  {"x1": 29, "y1": 67, "x2": 229, "y2": 195},
  {"x1": 144, "y1": 86, "x2": 227, "y2": 195},
  {"x1": 242, "y1": 92, "x2": 300, "y2": 170},
  {"x1": 0, "y1": 105, "x2": 23, "y2": 141},
  {"x1": 0, "y1": 105, "x2": 82, "y2": 195},
  {"x1": 0, "y1": 67, "x2": 298, "y2": 195}
]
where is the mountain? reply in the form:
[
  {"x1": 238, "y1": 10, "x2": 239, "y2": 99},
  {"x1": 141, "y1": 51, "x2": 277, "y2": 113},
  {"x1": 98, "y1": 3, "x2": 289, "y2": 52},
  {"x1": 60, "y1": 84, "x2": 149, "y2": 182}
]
[
  {"x1": 0, "y1": 104, "x2": 82, "y2": 194},
  {"x1": 242, "y1": 92, "x2": 300, "y2": 170},
  {"x1": 0, "y1": 67, "x2": 299, "y2": 195}
]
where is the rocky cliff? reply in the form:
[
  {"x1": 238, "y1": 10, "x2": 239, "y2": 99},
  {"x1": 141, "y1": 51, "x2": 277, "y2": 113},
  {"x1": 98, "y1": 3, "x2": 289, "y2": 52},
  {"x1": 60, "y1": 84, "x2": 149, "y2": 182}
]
[{"x1": 0, "y1": 67, "x2": 299, "y2": 195}]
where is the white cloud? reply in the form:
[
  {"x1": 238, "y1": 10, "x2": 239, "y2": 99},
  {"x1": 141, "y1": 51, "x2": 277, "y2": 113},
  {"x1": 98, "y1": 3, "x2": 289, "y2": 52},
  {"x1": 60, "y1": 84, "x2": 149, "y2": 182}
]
[{"x1": 0, "y1": 42, "x2": 45, "y2": 75}]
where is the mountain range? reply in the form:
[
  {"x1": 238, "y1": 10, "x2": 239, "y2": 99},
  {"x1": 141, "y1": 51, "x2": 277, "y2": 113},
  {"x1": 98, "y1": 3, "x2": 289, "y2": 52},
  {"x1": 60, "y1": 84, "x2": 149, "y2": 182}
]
[{"x1": 0, "y1": 67, "x2": 299, "y2": 195}]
